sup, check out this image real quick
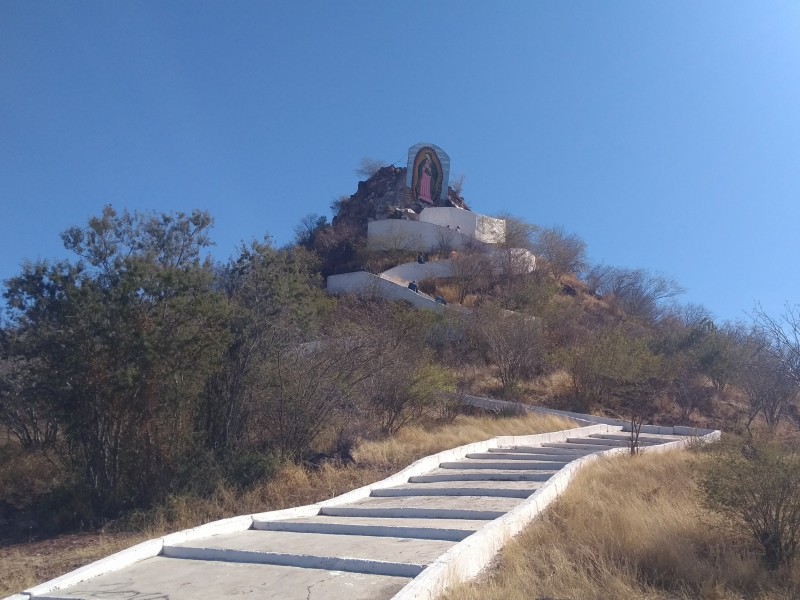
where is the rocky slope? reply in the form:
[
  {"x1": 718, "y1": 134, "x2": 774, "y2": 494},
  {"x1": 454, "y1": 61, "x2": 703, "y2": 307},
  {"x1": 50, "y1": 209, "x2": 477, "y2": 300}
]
[{"x1": 332, "y1": 166, "x2": 470, "y2": 233}]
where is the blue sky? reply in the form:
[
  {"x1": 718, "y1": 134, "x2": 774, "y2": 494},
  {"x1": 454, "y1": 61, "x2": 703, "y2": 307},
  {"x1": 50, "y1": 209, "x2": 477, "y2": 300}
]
[{"x1": 2, "y1": 1, "x2": 799, "y2": 323}]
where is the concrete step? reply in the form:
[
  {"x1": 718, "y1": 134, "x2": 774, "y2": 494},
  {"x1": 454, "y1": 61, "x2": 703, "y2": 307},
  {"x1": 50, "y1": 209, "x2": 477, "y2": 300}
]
[
  {"x1": 163, "y1": 544, "x2": 426, "y2": 578},
  {"x1": 564, "y1": 437, "x2": 631, "y2": 446},
  {"x1": 469, "y1": 452, "x2": 572, "y2": 462},
  {"x1": 541, "y1": 442, "x2": 618, "y2": 452},
  {"x1": 253, "y1": 515, "x2": 489, "y2": 541},
  {"x1": 320, "y1": 495, "x2": 521, "y2": 520},
  {"x1": 371, "y1": 481, "x2": 539, "y2": 499},
  {"x1": 164, "y1": 529, "x2": 454, "y2": 577},
  {"x1": 589, "y1": 433, "x2": 683, "y2": 444},
  {"x1": 566, "y1": 437, "x2": 660, "y2": 447},
  {"x1": 32, "y1": 555, "x2": 413, "y2": 600},
  {"x1": 440, "y1": 460, "x2": 568, "y2": 470},
  {"x1": 410, "y1": 469, "x2": 556, "y2": 483},
  {"x1": 499, "y1": 445, "x2": 595, "y2": 456}
]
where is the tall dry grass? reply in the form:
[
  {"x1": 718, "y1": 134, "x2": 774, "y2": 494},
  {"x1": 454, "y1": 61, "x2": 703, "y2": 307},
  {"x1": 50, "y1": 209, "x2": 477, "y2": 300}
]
[
  {"x1": 441, "y1": 449, "x2": 800, "y2": 600},
  {"x1": 353, "y1": 413, "x2": 574, "y2": 467},
  {"x1": 1, "y1": 412, "x2": 571, "y2": 597}
]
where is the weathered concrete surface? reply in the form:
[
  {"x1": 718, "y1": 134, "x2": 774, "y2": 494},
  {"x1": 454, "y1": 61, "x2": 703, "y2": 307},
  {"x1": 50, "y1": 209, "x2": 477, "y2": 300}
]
[
  {"x1": 33, "y1": 556, "x2": 411, "y2": 600},
  {"x1": 254, "y1": 515, "x2": 489, "y2": 541},
  {"x1": 168, "y1": 529, "x2": 455, "y2": 567},
  {"x1": 409, "y1": 468, "x2": 557, "y2": 482},
  {"x1": 439, "y1": 459, "x2": 570, "y2": 470},
  {"x1": 370, "y1": 480, "x2": 541, "y2": 498},
  {"x1": 474, "y1": 450, "x2": 576, "y2": 459},
  {"x1": 320, "y1": 494, "x2": 522, "y2": 520}
]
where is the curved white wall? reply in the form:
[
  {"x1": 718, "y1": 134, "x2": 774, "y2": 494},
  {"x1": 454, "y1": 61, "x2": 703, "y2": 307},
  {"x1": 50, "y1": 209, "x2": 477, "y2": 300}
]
[
  {"x1": 326, "y1": 271, "x2": 445, "y2": 312},
  {"x1": 381, "y1": 260, "x2": 454, "y2": 284}
]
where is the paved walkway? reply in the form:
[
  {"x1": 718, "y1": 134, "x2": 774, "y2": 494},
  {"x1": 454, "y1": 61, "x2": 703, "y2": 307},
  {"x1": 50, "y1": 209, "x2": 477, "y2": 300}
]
[{"x1": 15, "y1": 430, "x2": 697, "y2": 600}]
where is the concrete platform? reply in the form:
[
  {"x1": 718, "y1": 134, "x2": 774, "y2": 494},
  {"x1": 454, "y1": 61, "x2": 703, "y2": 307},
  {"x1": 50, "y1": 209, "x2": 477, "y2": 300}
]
[
  {"x1": 590, "y1": 433, "x2": 684, "y2": 443},
  {"x1": 541, "y1": 442, "x2": 617, "y2": 451},
  {"x1": 469, "y1": 451, "x2": 572, "y2": 461},
  {"x1": 167, "y1": 529, "x2": 454, "y2": 570},
  {"x1": 253, "y1": 515, "x2": 490, "y2": 541},
  {"x1": 440, "y1": 459, "x2": 568, "y2": 470},
  {"x1": 320, "y1": 494, "x2": 521, "y2": 520},
  {"x1": 409, "y1": 468, "x2": 557, "y2": 482},
  {"x1": 33, "y1": 555, "x2": 411, "y2": 600},
  {"x1": 370, "y1": 480, "x2": 541, "y2": 498},
  {"x1": 493, "y1": 445, "x2": 594, "y2": 456}
]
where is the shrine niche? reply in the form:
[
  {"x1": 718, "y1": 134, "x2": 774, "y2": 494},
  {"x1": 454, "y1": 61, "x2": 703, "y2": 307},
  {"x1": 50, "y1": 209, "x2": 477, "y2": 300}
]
[{"x1": 405, "y1": 143, "x2": 450, "y2": 208}]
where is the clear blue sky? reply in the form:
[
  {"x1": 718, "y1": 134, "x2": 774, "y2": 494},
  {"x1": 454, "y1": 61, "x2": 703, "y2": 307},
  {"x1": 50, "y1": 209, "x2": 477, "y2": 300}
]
[{"x1": 2, "y1": 1, "x2": 799, "y2": 323}]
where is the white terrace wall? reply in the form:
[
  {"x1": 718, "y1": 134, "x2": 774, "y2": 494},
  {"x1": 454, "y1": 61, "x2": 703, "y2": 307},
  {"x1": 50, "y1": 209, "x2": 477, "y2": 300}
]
[
  {"x1": 418, "y1": 207, "x2": 505, "y2": 244},
  {"x1": 326, "y1": 271, "x2": 445, "y2": 312},
  {"x1": 381, "y1": 259, "x2": 454, "y2": 284},
  {"x1": 367, "y1": 220, "x2": 481, "y2": 253}
]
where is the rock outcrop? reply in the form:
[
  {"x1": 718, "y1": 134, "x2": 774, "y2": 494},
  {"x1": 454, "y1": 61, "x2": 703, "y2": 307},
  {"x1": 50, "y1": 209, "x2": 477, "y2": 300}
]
[{"x1": 332, "y1": 166, "x2": 470, "y2": 233}]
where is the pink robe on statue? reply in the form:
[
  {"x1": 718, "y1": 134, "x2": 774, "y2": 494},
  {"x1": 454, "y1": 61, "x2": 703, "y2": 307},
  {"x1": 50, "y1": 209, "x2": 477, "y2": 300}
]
[{"x1": 418, "y1": 166, "x2": 433, "y2": 203}]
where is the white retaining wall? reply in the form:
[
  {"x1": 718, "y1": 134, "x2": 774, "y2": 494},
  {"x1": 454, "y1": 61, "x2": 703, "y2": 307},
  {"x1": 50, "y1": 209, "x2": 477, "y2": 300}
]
[
  {"x1": 325, "y1": 271, "x2": 445, "y2": 312},
  {"x1": 417, "y1": 207, "x2": 505, "y2": 244},
  {"x1": 381, "y1": 260, "x2": 454, "y2": 284},
  {"x1": 367, "y1": 220, "x2": 493, "y2": 253}
]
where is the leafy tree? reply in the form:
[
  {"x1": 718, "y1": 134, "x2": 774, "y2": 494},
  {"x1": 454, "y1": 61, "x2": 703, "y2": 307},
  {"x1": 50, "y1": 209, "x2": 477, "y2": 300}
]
[
  {"x1": 2, "y1": 207, "x2": 230, "y2": 517},
  {"x1": 200, "y1": 240, "x2": 332, "y2": 455},
  {"x1": 562, "y1": 324, "x2": 662, "y2": 413}
]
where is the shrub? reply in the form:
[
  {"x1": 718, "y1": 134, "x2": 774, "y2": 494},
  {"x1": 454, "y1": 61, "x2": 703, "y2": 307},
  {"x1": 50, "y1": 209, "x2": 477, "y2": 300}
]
[{"x1": 697, "y1": 436, "x2": 800, "y2": 569}]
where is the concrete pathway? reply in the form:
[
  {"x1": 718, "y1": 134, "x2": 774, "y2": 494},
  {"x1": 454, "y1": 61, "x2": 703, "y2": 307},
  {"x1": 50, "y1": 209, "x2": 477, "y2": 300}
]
[{"x1": 10, "y1": 426, "x2": 714, "y2": 600}]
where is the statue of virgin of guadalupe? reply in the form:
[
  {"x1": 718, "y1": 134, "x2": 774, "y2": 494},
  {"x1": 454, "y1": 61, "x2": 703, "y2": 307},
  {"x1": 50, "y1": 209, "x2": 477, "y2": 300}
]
[{"x1": 415, "y1": 151, "x2": 440, "y2": 205}]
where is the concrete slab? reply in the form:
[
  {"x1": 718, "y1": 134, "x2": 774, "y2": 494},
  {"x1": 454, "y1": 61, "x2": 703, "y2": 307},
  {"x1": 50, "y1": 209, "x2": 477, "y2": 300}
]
[
  {"x1": 589, "y1": 433, "x2": 683, "y2": 443},
  {"x1": 253, "y1": 515, "x2": 489, "y2": 541},
  {"x1": 169, "y1": 529, "x2": 454, "y2": 566},
  {"x1": 320, "y1": 495, "x2": 521, "y2": 520},
  {"x1": 469, "y1": 452, "x2": 572, "y2": 462},
  {"x1": 565, "y1": 438, "x2": 631, "y2": 446},
  {"x1": 493, "y1": 445, "x2": 594, "y2": 456},
  {"x1": 440, "y1": 459, "x2": 567, "y2": 470},
  {"x1": 33, "y1": 555, "x2": 411, "y2": 600},
  {"x1": 371, "y1": 481, "x2": 540, "y2": 498},
  {"x1": 541, "y1": 442, "x2": 616, "y2": 451},
  {"x1": 409, "y1": 469, "x2": 557, "y2": 483}
]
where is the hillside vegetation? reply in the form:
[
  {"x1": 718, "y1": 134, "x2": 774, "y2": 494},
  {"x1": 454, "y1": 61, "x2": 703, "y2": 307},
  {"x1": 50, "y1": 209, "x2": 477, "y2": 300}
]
[{"x1": 2, "y1": 196, "x2": 800, "y2": 595}]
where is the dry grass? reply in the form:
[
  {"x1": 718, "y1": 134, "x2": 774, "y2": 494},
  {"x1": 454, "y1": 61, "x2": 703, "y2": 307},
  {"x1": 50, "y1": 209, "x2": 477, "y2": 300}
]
[
  {"x1": 441, "y1": 449, "x2": 800, "y2": 600},
  {"x1": 0, "y1": 532, "x2": 146, "y2": 595},
  {"x1": 353, "y1": 413, "x2": 575, "y2": 467},
  {"x1": 0, "y1": 412, "x2": 571, "y2": 597}
]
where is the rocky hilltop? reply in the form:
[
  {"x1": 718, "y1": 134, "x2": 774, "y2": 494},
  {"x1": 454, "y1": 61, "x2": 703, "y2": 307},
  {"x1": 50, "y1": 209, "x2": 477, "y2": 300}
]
[{"x1": 332, "y1": 165, "x2": 470, "y2": 232}]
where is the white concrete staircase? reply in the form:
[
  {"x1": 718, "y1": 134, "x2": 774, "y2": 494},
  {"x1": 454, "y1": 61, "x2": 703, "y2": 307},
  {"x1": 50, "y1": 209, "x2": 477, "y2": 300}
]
[{"x1": 9, "y1": 421, "x2": 719, "y2": 600}]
